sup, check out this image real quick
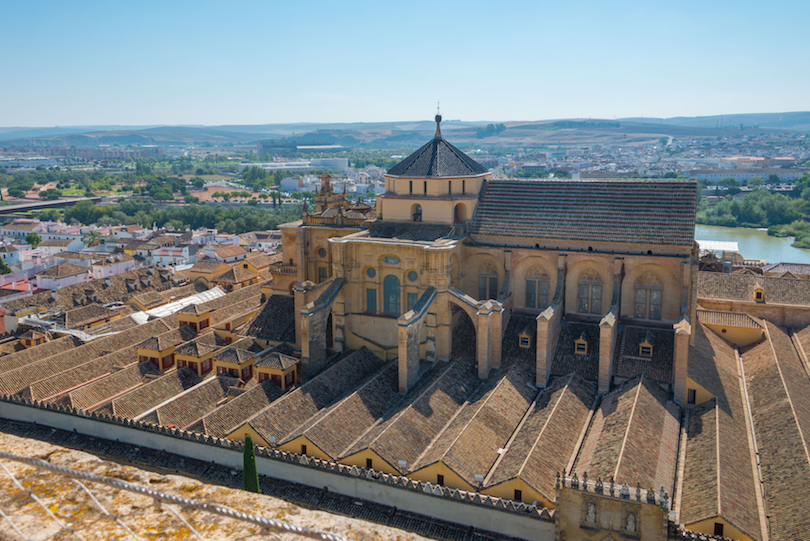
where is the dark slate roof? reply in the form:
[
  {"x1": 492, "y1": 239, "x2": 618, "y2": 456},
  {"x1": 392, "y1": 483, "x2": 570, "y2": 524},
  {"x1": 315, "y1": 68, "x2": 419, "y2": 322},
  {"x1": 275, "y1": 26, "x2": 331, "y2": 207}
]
[
  {"x1": 367, "y1": 222, "x2": 453, "y2": 241},
  {"x1": 189, "y1": 378, "x2": 286, "y2": 438},
  {"x1": 470, "y1": 179, "x2": 697, "y2": 246},
  {"x1": 549, "y1": 322, "x2": 600, "y2": 381},
  {"x1": 386, "y1": 136, "x2": 488, "y2": 178},
  {"x1": 612, "y1": 325, "x2": 675, "y2": 384}
]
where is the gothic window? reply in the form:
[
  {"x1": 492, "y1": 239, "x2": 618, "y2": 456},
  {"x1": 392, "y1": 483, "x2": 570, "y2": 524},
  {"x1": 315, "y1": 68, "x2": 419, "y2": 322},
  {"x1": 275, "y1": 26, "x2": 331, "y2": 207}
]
[
  {"x1": 577, "y1": 269, "x2": 602, "y2": 314},
  {"x1": 318, "y1": 266, "x2": 327, "y2": 283},
  {"x1": 634, "y1": 272, "x2": 663, "y2": 320},
  {"x1": 525, "y1": 266, "x2": 549, "y2": 309},
  {"x1": 383, "y1": 275, "x2": 401, "y2": 314},
  {"x1": 407, "y1": 292, "x2": 418, "y2": 311}
]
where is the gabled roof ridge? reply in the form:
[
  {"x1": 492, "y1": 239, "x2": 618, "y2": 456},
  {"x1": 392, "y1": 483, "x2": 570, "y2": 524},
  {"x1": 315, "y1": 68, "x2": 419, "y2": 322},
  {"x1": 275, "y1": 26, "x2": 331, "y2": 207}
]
[
  {"x1": 409, "y1": 368, "x2": 494, "y2": 471},
  {"x1": 285, "y1": 361, "x2": 397, "y2": 446},
  {"x1": 612, "y1": 375, "x2": 645, "y2": 481},
  {"x1": 339, "y1": 359, "x2": 455, "y2": 459}
]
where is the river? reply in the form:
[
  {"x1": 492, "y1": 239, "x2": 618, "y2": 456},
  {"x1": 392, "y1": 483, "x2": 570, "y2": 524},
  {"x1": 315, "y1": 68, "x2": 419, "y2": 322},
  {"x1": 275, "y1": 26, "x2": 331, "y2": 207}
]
[{"x1": 695, "y1": 224, "x2": 810, "y2": 264}]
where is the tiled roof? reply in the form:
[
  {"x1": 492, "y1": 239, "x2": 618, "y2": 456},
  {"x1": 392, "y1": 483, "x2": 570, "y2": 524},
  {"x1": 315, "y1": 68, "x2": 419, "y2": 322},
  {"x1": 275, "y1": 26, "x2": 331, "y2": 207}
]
[
  {"x1": 283, "y1": 362, "x2": 403, "y2": 459},
  {"x1": 179, "y1": 303, "x2": 210, "y2": 316},
  {"x1": 411, "y1": 364, "x2": 538, "y2": 487},
  {"x1": 0, "y1": 317, "x2": 173, "y2": 396},
  {"x1": 64, "y1": 304, "x2": 116, "y2": 327},
  {"x1": 68, "y1": 362, "x2": 161, "y2": 411},
  {"x1": 135, "y1": 325, "x2": 198, "y2": 353},
  {"x1": 254, "y1": 352, "x2": 298, "y2": 371},
  {"x1": 762, "y1": 262, "x2": 810, "y2": 275},
  {"x1": 244, "y1": 295, "x2": 295, "y2": 342},
  {"x1": 18, "y1": 330, "x2": 44, "y2": 340},
  {"x1": 612, "y1": 325, "x2": 674, "y2": 383},
  {"x1": 573, "y1": 375, "x2": 680, "y2": 492},
  {"x1": 242, "y1": 348, "x2": 386, "y2": 444},
  {"x1": 470, "y1": 179, "x2": 697, "y2": 246},
  {"x1": 386, "y1": 135, "x2": 488, "y2": 178},
  {"x1": 341, "y1": 358, "x2": 482, "y2": 473},
  {"x1": 549, "y1": 322, "x2": 600, "y2": 381},
  {"x1": 140, "y1": 376, "x2": 236, "y2": 430},
  {"x1": 190, "y1": 259, "x2": 225, "y2": 273},
  {"x1": 3, "y1": 266, "x2": 180, "y2": 314},
  {"x1": 215, "y1": 244, "x2": 247, "y2": 258},
  {"x1": 741, "y1": 322, "x2": 810, "y2": 540},
  {"x1": 485, "y1": 373, "x2": 596, "y2": 501},
  {"x1": 698, "y1": 271, "x2": 810, "y2": 305},
  {"x1": 38, "y1": 238, "x2": 74, "y2": 247},
  {"x1": 54, "y1": 251, "x2": 90, "y2": 260},
  {"x1": 367, "y1": 222, "x2": 454, "y2": 241},
  {"x1": 190, "y1": 378, "x2": 286, "y2": 438},
  {"x1": 0, "y1": 245, "x2": 17, "y2": 253},
  {"x1": 2, "y1": 222, "x2": 39, "y2": 231},
  {"x1": 107, "y1": 367, "x2": 202, "y2": 419},
  {"x1": 130, "y1": 290, "x2": 167, "y2": 310},
  {"x1": 212, "y1": 266, "x2": 258, "y2": 284},
  {"x1": 681, "y1": 323, "x2": 764, "y2": 541},
  {"x1": 696, "y1": 310, "x2": 763, "y2": 329},
  {"x1": 0, "y1": 335, "x2": 81, "y2": 374},
  {"x1": 245, "y1": 253, "x2": 276, "y2": 270},
  {"x1": 36, "y1": 263, "x2": 88, "y2": 278},
  {"x1": 214, "y1": 344, "x2": 259, "y2": 365},
  {"x1": 174, "y1": 333, "x2": 227, "y2": 359}
]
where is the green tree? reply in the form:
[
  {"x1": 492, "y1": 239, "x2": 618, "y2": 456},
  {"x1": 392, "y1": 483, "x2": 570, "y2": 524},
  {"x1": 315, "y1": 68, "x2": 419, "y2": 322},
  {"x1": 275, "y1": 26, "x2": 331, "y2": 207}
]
[
  {"x1": 0, "y1": 259, "x2": 12, "y2": 275},
  {"x1": 82, "y1": 230, "x2": 102, "y2": 247},
  {"x1": 243, "y1": 434, "x2": 261, "y2": 494},
  {"x1": 25, "y1": 233, "x2": 41, "y2": 247}
]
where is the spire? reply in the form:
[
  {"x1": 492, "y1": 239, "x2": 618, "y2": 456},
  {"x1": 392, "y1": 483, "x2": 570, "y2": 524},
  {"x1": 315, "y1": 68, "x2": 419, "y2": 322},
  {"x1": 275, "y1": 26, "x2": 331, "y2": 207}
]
[{"x1": 435, "y1": 102, "x2": 442, "y2": 138}]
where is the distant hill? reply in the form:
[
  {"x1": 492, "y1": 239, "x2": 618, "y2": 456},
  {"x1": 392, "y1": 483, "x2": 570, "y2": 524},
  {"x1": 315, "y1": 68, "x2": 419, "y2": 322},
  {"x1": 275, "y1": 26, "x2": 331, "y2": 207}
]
[
  {"x1": 1, "y1": 112, "x2": 807, "y2": 149},
  {"x1": 621, "y1": 111, "x2": 810, "y2": 131}
]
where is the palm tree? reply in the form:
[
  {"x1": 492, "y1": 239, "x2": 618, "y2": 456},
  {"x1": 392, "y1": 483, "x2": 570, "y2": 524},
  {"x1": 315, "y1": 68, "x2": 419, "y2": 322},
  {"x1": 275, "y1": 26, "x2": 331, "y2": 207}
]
[{"x1": 81, "y1": 230, "x2": 102, "y2": 247}]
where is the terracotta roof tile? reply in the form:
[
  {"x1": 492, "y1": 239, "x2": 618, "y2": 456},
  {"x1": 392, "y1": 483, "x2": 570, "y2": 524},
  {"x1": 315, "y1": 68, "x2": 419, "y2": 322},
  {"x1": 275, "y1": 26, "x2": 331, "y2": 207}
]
[
  {"x1": 190, "y1": 379, "x2": 286, "y2": 438},
  {"x1": 107, "y1": 367, "x2": 202, "y2": 419}
]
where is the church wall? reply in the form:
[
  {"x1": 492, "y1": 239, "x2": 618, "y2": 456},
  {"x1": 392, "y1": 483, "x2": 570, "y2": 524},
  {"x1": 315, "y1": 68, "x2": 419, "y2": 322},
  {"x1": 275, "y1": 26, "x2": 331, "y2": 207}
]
[
  {"x1": 461, "y1": 251, "x2": 508, "y2": 300},
  {"x1": 279, "y1": 435, "x2": 332, "y2": 462},
  {"x1": 683, "y1": 517, "x2": 756, "y2": 541},
  {"x1": 620, "y1": 263, "x2": 682, "y2": 322},
  {"x1": 512, "y1": 255, "x2": 559, "y2": 311},
  {"x1": 340, "y1": 449, "x2": 401, "y2": 476},
  {"x1": 702, "y1": 324, "x2": 763, "y2": 347},
  {"x1": 280, "y1": 225, "x2": 299, "y2": 267},
  {"x1": 408, "y1": 462, "x2": 477, "y2": 493},
  {"x1": 555, "y1": 486, "x2": 666, "y2": 541},
  {"x1": 380, "y1": 196, "x2": 478, "y2": 225},
  {"x1": 565, "y1": 259, "x2": 614, "y2": 316},
  {"x1": 484, "y1": 479, "x2": 552, "y2": 508},
  {"x1": 697, "y1": 299, "x2": 810, "y2": 329},
  {"x1": 386, "y1": 175, "x2": 486, "y2": 198}
]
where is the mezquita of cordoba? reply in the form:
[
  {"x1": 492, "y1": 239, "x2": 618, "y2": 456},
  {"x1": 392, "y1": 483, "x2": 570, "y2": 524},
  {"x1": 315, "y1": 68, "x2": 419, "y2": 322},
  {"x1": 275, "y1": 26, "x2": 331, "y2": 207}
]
[{"x1": 4, "y1": 115, "x2": 810, "y2": 541}]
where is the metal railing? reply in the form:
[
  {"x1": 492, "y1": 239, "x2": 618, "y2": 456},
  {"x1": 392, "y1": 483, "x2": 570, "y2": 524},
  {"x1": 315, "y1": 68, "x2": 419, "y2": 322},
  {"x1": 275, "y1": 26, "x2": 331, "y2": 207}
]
[{"x1": 0, "y1": 450, "x2": 351, "y2": 541}]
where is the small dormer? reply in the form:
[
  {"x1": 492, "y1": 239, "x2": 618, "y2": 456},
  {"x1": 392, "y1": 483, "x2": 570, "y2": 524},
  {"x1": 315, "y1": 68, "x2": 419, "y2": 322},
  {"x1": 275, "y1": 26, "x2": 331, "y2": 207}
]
[
  {"x1": 126, "y1": 278, "x2": 138, "y2": 292},
  {"x1": 754, "y1": 287, "x2": 765, "y2": 303},
  {"x1": 574, "y1": 333, "x2": 588, "y2": 355},
  {"x1": 518, "y1": 323, "x2": 536, "y2": 349},
  {"x1": 86, "y1": 289, "x2": 97, "y2": 302}
]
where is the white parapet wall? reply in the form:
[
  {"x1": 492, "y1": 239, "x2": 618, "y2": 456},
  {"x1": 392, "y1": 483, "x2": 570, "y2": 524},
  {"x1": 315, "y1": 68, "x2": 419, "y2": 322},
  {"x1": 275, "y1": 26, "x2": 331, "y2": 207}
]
[{"x1": 0, "y1": 397, "x2": 555, "y2": 541}]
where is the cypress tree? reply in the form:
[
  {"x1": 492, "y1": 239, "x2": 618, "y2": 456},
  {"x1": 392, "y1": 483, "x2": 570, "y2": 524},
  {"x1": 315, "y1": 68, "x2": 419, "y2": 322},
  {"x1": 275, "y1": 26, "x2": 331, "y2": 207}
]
[{"x1": 243, "y1": 434, "x2": 261, "y2": 494}]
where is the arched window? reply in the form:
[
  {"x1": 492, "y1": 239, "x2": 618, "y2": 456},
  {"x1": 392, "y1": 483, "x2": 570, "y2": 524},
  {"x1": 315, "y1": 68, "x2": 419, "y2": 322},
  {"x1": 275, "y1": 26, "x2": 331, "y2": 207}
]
[
  {"x1": 383, "y1": 275, "x2": 401, "y2": 314},
  {"x1": 525, "y1": 266, "x2": 549, "y2": 309},
  {"x1": 478, "y1": 261, "x2": 498, "y2": 300},
  {"x1": 634, "y1": 272, "x2": 663, "y2": 320},
  {"x1": 412, "y1": 204, "x2": 422, "y2": 222},
  {"x1": 454, "y1": 204, "x2": 466, "y2": 223},
  {"x1": 577, "y1": 269, "x2": 602, "y2": 314}
]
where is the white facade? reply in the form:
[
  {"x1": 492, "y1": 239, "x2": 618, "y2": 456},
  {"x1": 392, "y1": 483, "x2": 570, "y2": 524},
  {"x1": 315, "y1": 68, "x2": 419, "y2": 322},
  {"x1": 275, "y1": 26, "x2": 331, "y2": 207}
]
[
  {"x1": 91, "y1": 257, "x2": 136, "y2": 279},
  {"x1": 37, "y1": 270, "x2": 89, "y2": 290}
]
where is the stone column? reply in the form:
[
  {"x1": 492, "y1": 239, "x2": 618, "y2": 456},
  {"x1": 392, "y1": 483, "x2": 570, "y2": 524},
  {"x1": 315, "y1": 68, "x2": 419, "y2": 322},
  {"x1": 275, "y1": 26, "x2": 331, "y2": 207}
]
[
  {"x1": 488, "y1": 301, "x2": 504, "y2": 370},
  {"x1": 293, "y1": 281, "x2": 316, "y2": 351},
  {"x1": 476, "y1": 300, "x2": 495, "y2": 379}
]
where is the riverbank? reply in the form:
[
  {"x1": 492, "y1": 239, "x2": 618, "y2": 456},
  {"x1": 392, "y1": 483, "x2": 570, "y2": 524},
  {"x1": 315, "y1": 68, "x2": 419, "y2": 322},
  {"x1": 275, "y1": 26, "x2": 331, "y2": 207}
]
[{"x1": 696, "y1": 224, "x2": 810, "y2": 264}]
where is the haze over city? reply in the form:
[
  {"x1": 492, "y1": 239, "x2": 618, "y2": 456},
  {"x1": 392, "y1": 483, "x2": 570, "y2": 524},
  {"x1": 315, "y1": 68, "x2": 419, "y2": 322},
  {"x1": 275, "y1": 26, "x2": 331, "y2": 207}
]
[{"x1": 2, "y1": 0, "x2": 808, "y2": 126}]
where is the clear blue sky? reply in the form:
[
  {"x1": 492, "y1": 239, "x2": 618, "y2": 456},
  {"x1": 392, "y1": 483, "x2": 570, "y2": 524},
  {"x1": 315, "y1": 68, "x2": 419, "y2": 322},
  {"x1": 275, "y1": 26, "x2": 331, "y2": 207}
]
[{"x1": 1, "y1": 0, "x2": 807, "y2": 127}]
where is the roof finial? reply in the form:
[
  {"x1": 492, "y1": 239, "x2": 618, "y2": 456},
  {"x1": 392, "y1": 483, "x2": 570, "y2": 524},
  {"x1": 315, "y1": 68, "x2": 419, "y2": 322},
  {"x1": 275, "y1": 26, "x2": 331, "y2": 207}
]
[{"x1": 435, "y1": 102, "x2": 442, "y2": 138}]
